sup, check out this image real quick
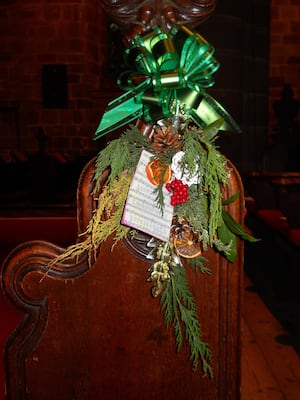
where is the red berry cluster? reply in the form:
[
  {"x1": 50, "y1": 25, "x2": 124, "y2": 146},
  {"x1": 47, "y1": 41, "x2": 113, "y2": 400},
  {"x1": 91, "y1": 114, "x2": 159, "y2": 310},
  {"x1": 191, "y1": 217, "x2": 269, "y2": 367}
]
[{"x1": 166, "y1": 179, "x2": 189, "y2": 206}]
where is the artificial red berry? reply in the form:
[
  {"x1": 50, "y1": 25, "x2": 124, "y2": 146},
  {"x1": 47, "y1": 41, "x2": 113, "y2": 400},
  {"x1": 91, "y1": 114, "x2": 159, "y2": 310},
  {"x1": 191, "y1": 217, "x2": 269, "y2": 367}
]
[{"x1": 166, "y1": 178, "x2": 190, "y2": 207}]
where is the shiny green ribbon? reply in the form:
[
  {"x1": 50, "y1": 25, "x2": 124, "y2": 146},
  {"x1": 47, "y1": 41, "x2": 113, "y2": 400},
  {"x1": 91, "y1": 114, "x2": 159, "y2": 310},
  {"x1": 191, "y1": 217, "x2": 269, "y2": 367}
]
[{"x1": 94, "y1": 24, "x2": 241, "y2": 140}]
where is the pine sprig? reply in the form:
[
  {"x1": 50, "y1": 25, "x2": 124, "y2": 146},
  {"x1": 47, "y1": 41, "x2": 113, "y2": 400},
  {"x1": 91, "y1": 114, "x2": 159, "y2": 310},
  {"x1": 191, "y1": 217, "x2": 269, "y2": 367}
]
[
  {"x1": 48, "y1": 173, "x2": 132, "y2": 267},
  {"x1": 181, "y1": 128, "x2": 206, "y2": 179},
  {"x1": 94, "y1": 125, "x2": 151, "y2": 191},
  {"x1": 172, "y1": 281, "x2": 184, "y2": 349},
  {"x1": 186, "y1": 257, "x2": 211, "y2": 275},
  {"x1": 94, "y1": 138, "x2": 130, "y2": 190},
  {"x1": 89, "y1": 173, "x2": 131, "y2": 249},
  {"x1": 178, "y1": 122, "x2": 229, "y2": 244},
  {"x1": 199, "y1": 137, "x2": 228, "y2": 241},
  {"x1": 153, "y1": 183, "x2": 165, "y2": 214},
  {"x1": 175, "y1": 185, "x2": 210, "y2": 247},
  {"x1": 161, "y1": 265, "x2": 213, "y2": 377}
]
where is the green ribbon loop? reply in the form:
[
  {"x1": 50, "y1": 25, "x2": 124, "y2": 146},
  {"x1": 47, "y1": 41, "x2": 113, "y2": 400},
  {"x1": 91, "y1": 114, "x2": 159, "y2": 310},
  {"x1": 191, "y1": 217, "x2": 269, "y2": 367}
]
[{"x1": 94, "y1": 24, "x2": 241, "y2": 140}]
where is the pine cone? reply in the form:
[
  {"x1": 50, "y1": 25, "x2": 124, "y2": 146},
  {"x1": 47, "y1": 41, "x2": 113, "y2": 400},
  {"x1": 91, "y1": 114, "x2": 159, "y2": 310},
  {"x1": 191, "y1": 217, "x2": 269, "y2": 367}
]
[
  {"x1": 151, "y1": 124, "x2": 181, "y2": 154},
  {"x1": 170, "y1": 219, "x2": 193, "y2": 243}
]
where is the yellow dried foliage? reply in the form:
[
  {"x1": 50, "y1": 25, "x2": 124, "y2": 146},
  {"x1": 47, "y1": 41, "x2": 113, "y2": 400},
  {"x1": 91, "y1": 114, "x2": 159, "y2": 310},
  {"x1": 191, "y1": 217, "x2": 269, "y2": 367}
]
[{"x1": 48, "y1": 173, "x2": 132, "y2": 268}]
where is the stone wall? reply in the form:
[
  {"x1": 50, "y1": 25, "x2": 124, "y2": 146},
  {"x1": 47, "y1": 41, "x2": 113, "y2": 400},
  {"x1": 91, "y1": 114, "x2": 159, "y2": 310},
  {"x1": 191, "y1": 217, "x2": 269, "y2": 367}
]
[
  {"x1": 269, "y1": 0, "x2": 300, "y2": 131},
  {"x1": 0, "y1": 0, "x2": 108, "y2": 157}
]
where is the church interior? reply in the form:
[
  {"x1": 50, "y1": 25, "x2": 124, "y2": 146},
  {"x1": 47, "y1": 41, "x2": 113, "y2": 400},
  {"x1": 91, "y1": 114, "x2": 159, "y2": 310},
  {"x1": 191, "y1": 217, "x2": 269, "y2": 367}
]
[{"x1": 0, "y1": 0, "x2": 300, "y2": 399}]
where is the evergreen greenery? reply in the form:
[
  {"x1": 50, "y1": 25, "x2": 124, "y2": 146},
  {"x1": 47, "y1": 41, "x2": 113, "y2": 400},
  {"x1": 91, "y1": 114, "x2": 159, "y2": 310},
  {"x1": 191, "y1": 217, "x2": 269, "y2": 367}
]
[
  {"x1": 94, "y1": 125, "x2": 151, "y2": 190},
  {"x1": 49, "y1": 119, "x2": 257, "y2": 378},
  {"x1": 161, "y1": 265, "x2": 213, "y2": 377}
]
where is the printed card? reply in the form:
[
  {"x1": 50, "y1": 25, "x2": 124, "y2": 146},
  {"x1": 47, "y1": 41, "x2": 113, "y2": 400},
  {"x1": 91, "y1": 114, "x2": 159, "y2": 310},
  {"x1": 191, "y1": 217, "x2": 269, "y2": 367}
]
[{"x1": 122, "y1": 149, "x2": 174, "y2": 241}]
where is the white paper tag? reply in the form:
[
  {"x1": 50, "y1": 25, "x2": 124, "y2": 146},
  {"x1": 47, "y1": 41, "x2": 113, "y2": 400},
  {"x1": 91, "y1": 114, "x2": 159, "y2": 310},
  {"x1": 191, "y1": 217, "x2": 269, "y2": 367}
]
[{"x1": 121, "y1": 150, "x2": 173, "y2": 242}]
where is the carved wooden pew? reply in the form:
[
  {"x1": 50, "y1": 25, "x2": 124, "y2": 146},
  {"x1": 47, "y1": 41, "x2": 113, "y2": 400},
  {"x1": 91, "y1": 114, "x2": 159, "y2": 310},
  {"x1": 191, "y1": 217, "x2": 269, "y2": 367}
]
[
  {"x1": 272, "y1": 176, "x2": 300, "y2": 228},
  {"x1": 1, "y1": 156, "x2": 244, "y2": 400},
  {"x1": 272, "y1": 176, "x2": 300, "y2": 250}
]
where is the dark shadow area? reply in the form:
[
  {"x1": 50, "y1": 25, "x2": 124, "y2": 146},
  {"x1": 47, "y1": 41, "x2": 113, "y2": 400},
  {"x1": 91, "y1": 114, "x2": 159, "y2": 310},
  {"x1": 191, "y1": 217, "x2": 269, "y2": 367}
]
[
  {"x1": 0, "y1": 135, "x2": 93, "y2": 214},
  {"x1": 245, "y1": 213, "x2": 300, "y2": 357}
]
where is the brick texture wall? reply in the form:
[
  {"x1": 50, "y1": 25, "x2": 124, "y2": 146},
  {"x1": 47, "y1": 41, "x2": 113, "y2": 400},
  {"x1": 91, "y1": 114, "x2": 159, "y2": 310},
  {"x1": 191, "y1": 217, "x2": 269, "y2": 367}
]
[
  {"x1": 0, "y1": 0, "x2": 109, "y2": 157},
  {"x1": 269, "y1": 0, "x2": 300, "y2": 131},
  {"x1": 201, "y1": 0, "x2": 270, "y2": 171}
]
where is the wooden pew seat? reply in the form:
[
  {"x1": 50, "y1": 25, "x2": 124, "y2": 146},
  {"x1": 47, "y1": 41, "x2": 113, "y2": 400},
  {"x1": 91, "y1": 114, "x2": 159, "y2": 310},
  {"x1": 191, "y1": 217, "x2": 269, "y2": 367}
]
[{"x1": 244, "y1": 171, "x2": 300, "y2": 250}]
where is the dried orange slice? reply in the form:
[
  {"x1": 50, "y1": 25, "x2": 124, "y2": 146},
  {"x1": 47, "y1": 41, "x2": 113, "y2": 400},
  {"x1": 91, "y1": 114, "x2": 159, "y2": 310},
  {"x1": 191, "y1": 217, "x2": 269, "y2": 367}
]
[
  {"x1": 171, "y1": 221, "x2": 202, "y2": 259},
  {"x1": 174, "y1": 238, "x2": 202, "y2": 259},
  {"x1": 145, "y1": 158, "x2": 172, "y2": 186}
]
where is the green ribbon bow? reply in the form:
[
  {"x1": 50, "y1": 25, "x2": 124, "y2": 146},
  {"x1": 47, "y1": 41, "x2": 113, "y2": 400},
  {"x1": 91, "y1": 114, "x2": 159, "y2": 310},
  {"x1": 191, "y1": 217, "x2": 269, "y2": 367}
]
[{"x1": 94, "y1": 24, "x2": 241, "y2": 140}]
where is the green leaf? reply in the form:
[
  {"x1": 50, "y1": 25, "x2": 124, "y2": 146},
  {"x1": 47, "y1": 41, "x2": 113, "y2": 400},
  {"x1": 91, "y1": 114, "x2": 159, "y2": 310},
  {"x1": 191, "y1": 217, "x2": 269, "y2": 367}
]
[
  {"x1": 202, "y1": 118, "x2": 224, "y2": 142},
  {"x1": 222, "y1": 191, "x2": 240, "y2": 205},
  {"x1": 222, "y1": 209, "x2": 260, "y2": 242},
  {"x1": 217, "y1": 222, "x2": 237, "y2": 262}
]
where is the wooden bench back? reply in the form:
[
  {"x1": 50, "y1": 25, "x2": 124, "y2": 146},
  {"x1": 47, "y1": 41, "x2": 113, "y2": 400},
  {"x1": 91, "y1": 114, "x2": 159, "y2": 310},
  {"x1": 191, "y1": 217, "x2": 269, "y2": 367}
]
[{"x1": 2, "y1": 157, "x2": 244, "y2": 400}]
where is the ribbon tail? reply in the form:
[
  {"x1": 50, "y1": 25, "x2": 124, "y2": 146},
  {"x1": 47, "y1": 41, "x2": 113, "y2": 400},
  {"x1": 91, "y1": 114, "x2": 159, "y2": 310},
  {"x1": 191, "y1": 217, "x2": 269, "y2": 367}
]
[
  {"x1": 191, "y1": 91, "x2": 241, "y2": 133},
  {"x1": 94, "y1": 91, "x2": 143, "y2": 140}
]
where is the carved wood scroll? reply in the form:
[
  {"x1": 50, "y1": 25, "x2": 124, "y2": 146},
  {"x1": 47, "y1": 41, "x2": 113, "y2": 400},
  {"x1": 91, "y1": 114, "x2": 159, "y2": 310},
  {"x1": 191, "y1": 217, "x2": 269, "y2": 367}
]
[{"x1": 100, "y1": 0, "x2": 216, "y2": 41}]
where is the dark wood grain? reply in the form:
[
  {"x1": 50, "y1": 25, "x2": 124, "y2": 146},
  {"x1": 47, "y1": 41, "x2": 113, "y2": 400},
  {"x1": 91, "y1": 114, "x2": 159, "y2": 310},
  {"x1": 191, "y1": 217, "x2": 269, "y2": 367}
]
[{"x1": 100, "y1": 0, "x2": 216, "y2": 41}]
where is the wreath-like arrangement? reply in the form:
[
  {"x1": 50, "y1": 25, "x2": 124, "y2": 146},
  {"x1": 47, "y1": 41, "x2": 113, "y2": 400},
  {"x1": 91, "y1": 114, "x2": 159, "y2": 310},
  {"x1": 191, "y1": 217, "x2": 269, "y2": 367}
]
[{"x1": 50, "y1": 24, "x2": 257, "y2": 378}]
